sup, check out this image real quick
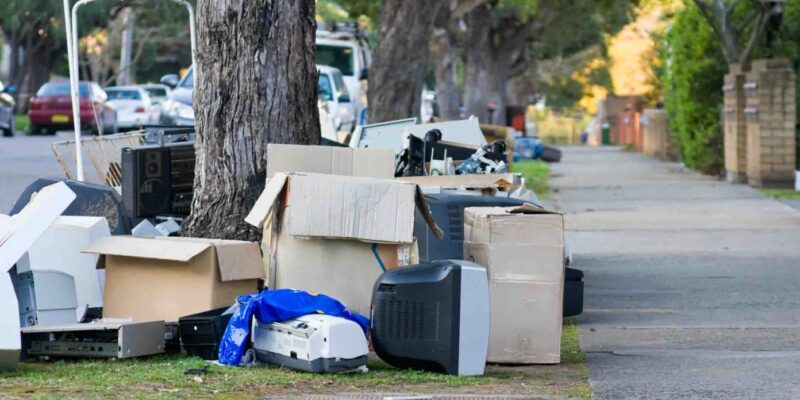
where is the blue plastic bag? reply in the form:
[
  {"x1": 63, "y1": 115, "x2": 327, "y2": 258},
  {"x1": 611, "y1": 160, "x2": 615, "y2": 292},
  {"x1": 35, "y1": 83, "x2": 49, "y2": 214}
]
[{"x1": 218, "y1": 289, "x2": 369, "y2": 366}]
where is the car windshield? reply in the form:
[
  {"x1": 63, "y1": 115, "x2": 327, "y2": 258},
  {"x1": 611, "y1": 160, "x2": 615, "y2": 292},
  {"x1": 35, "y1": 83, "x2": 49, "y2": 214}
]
[
  {"x1": 316, "y1": 45, "x2": 354, "y2": 76},
  {"x1": 37, "y1": 82, "x2": 90, "y2": 97},
  {"x1": 144, "y1": 87, "x2": 167, "y2": 97},
  {"x1": 106, "y1": 90, "x2": 142, "y2": 100},
  {"x1": 318, "y1": 74, "x2": 333, "y2": 101},
  {"x1": 179, "y1": 70, "x2": 194, "y2": 89}
]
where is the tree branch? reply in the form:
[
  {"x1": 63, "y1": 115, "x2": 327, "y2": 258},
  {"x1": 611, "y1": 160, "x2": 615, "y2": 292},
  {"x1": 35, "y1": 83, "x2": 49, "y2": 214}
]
[{"x1": 739, "y1": 4, "x2": 769, "y2": 64}]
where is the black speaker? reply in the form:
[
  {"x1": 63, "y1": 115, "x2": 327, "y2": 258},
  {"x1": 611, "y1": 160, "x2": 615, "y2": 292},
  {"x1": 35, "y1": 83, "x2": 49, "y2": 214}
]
[{"x1": 122, "y1": 146, "x2": 172, "y2": 218}]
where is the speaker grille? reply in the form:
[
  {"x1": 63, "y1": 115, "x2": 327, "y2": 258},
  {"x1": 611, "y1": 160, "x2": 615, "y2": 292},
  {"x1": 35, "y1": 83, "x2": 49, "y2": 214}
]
[
  {"x1": 374, "y1": 299, "x2": 439, "y2": 341},
  {"x1": 447, "y1": 205, "x2": 463, "y2": 240}
]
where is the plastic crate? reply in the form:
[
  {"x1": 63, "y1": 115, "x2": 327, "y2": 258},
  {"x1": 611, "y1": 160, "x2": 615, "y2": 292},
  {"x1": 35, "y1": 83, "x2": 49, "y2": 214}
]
[{"x1": 178, "y1": 307, "x2": 233, "y2": 360}]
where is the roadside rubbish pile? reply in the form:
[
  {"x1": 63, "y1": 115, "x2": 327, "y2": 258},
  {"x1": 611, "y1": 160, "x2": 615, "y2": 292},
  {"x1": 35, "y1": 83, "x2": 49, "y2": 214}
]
[{"x1": 0, "y1": 117, "x2": 582, "y2": 377}]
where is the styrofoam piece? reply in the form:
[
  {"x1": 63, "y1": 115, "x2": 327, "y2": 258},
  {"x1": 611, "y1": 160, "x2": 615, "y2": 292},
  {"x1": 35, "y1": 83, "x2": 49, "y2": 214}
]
[
  {"x1": 0, "y1": 182, "x2": 75, "y2": 370},
  {"x1": 16, "y1": 216, "x2": 110, "y2": 321},
  {"x1": 155, "y1": 218, "x2": 180, "y2": 236},
  {"x1": 132, "y1": 219, "x2": 160, "y2": 237}
]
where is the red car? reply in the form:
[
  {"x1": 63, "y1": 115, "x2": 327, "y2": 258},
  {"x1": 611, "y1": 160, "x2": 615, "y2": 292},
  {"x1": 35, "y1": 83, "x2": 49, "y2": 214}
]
[{"x1": 28, "y1": 81, "x2": 117, "y2": 135}]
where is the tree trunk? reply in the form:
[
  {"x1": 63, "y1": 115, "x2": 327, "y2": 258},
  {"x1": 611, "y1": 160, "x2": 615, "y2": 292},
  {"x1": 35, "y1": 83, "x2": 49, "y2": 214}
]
[
  {"x1": 182, "y1": 0, "x2": 320, "y2": 241},
  {"x1": 368, "y1": 0, "x2": 444, "y2": 123},
  {"x1": 431, "y1": 27, "x2": 461, "y2": 120},
  {"x1": 460, "y1": 6, "x2": 507, "y2": 125}
]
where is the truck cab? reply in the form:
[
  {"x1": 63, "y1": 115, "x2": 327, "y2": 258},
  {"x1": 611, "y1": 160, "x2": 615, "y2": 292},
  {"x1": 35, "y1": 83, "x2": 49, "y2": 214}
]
[{"x1": 316, "y1": 30, "x2": 370, "y2": 115}]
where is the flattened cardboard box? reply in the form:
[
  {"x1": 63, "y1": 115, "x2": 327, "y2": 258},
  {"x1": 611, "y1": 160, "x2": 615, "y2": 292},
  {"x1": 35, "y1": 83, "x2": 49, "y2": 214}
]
[
  {"x1": 463, "y1": 205, "x2": 565, "y2": 364},
  {"x1": 266, "y1": 144, "x2": 395, "y2": 179},
  {"x1": 245, "y1": 172, "x2": 442, "y2": 244},
  {"x1": 263, "y1": 210, "x2": 418, "y2": 316},
  {"x1": 84, "y1": 236, "x2": 264, "y2": 322}
]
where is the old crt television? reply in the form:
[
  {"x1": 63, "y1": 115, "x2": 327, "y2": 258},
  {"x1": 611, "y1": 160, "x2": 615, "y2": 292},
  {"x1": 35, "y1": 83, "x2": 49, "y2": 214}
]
[{"x1": 370, "y1": 260, "x2": 489, "y2": 376}]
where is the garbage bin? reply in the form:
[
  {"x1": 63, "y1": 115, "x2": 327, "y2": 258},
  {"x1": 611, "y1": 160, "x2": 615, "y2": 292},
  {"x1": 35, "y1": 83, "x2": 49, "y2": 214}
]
[{"x1": 601, "y1": 123, "x2": 611, "y2": 145}]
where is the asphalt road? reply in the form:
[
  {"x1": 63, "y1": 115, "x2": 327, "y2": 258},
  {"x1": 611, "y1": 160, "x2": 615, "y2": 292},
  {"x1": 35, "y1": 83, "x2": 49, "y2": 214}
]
[{"x1": 551, "y1": 146, "x2": 800, "y2": 399}]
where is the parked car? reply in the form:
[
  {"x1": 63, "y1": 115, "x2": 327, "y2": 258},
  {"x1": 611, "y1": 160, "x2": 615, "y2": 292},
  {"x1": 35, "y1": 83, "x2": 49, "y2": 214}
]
[
  {"x1": 139, "y1": 83, "x2": 171, "y2": 106},
  {"x1": 28, "y1": 81, "x2": 117, "y2": 135},
  {"x1": 0, "y1": 80, "x2": 16, "y2": 137},
  {"x1": 318, "y1": 65, "x2": 356, "y2": 133},
  {"x1": 316, "y1": 30, "x2": 370, "y2": 113},
  {"x1": 104, "y1": 86, "x2": 157, "y2": 129},
  {"x1": 159, "y1": 68, "x2": 194, "y2": 126}
]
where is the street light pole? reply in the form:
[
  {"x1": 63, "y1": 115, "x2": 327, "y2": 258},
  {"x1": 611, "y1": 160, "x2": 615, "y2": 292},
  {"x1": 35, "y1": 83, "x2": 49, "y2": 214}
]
[
  {"x1": 171, "y1": 0, "x2": 197, "y2": 83},
  {"x1": 63, "y1": 0, "x2": 85, "y2": 181}
]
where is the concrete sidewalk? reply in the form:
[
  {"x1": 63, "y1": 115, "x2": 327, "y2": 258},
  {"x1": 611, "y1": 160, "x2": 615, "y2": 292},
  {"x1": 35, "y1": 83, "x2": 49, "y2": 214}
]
[{"x1": 551, "y1": 147, "x2": 800, "y2": 399}]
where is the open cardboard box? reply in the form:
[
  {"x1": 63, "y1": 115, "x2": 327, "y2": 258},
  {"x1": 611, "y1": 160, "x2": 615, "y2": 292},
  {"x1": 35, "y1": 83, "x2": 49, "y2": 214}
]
[
  {"x1": 246, "y1": 172, "x2": 442, "y2": 314},
  {"x1": 84, "y1": 236, "x2": 264, "y2": 323}
]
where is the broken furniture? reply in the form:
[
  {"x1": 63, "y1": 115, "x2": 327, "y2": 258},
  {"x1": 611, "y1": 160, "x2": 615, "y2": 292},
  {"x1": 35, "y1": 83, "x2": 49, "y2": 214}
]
[
  {"x1": 10, "y1": 267, "x2": 78, "y2": 327},
  {"x1": 464, "y1": 205, "x2": 565, "y2": 364},
  {"x1": 245, "y1": 172, "x2": 441, "y2": 316},
  {"x1": 0, "y1": 182, "x2": 76, "y2": 370},
  {"x1": 371, "y1": 260, "x2": 490, "y2": 376},
  {"x1": 83, "y1": 236, "x2": 264, "y2": 322},
  {"x1": 253, "y1": 314, "x2": 369, "y2": 372},
  {"x1": 178, "y1": 307, "x2": 234, "y2": 360},
  {"x1": 20, "y1": 320, "x2": 164, "y2": 360}
]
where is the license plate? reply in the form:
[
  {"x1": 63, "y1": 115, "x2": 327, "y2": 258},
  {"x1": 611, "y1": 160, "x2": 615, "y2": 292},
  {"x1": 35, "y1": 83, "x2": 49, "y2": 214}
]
[{"x1": 51, "y1": 114, "x2": 70, "y2": 123}]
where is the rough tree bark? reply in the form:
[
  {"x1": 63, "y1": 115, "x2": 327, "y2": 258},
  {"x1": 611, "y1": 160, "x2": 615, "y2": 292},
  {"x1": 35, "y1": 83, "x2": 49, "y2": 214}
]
[
  {"x1": 431, "y1": 5, "x2": 461, "y2": 121},
  {"x1": 368, "y1": 0, "x2": 444, "y2": 123},
  {"x1": 182, "y1": 0, "x2": 320, "y2": 241}
]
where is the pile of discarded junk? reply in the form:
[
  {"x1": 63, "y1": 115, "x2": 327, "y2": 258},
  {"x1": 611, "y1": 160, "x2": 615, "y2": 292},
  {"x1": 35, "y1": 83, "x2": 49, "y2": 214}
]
[{"x1": 0, "y1": 117, "x2": 582, "y2": 376}]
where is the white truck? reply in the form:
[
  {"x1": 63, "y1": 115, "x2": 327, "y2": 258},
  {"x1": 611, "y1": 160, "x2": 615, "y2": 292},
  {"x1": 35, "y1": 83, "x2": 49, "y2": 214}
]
[{"x1": 316, "y1": 29, "x2": 371, "y2": 119}]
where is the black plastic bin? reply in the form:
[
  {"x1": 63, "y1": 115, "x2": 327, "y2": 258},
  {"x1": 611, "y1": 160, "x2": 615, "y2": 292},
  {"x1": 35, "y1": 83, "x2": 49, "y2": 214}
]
[{"x1": 178, "y1": 307, "x2": 233, "y2": 360}]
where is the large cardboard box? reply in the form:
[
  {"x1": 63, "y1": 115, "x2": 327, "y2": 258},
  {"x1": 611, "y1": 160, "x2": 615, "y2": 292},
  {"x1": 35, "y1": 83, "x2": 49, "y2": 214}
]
[
  {"x1": 266, "y1": 144, "x2": 395, "y2": 179},
  {"x1": 84, "y1": 236, "x2": 264, "y2": 322},
  {"x1": 463, "y1": 204, "x2": 564, "y2": 364},
  {"x1": 246, "y1": 172, "x2": 441, "y2": 243}
]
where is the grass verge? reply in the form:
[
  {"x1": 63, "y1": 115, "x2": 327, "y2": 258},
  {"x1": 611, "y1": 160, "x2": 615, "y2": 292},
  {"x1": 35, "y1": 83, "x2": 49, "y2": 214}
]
[
  {"x1": 761, "y1": 188, "x2": 800, "y2": 200},
  {"x1": 15, "y1": 114, "x2": 29, "y2": 132},
  {"x1": 513, "y1": 160, "x2": 551, "y2": 200}
]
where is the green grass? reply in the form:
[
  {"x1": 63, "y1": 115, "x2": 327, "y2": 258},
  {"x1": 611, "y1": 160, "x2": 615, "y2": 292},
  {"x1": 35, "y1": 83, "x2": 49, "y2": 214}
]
[
  {"x1": 15, "y1": 114, "x2": 29, "y2": 132},
  {"x1": 761, "y1": 188, "x2": 800, "y2": 200},
  {"x1": 0, "y1": 356, "x2": 500, "y2": 399},
  {"x1": 562, "y1": 318, "x2": 591, "y2": 399},
  {"x1": 512, "y1": 160, "x2": 551, "y2": 200}
]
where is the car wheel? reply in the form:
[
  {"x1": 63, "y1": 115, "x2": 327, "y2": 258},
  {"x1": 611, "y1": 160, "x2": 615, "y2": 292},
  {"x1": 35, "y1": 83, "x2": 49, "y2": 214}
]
[
  {"x1": 29, "y1": 124, "x2": 42, "y2": 135},
  {"x1": 90, "y1": 124, "x2": 100, "y2": 136},
  {"x1": 1, "y1": 116, "x2": 13, "y2": 137}
]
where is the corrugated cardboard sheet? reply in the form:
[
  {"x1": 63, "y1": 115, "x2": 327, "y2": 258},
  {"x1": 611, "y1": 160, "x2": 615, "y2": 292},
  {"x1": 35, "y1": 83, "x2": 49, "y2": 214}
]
[
  {"x1": 264, "y1": 211, "x2": 418, "y2": 316},
  {"x1": 397, "y1": 174, "x2": 520, "y2": 191},
  {"x1": 246, "y1": 173, "x2": 442, "y2": 244},
  {"x1": 463, "y1": 205, "x2": 565, "y2": 364},
  {"x1": 266, "y1": 144, "x2": 394, "y2": 179}
]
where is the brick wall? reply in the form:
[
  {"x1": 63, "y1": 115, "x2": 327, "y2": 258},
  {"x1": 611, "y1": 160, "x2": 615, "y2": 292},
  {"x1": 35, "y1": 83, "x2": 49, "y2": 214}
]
[
  {"x1": 745, "y1": 59, "x2": 797, "y2": 188},
  {"x1": 723, "y1": 63, "x2": 748, "y2": 183},
  {"x1": 642, "y1": 109, "x2": 675, "y2": 160}
]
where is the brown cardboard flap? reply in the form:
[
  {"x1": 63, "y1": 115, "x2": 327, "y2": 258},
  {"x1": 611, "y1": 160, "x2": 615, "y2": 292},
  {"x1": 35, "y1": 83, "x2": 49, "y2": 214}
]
[
  {"x1": 415, "y1": 187, "x2": 443, "y2": 239},
  {"x1": 83, "y1": 236, "x2": 212, "y2": 263},
  {"x1": 244, "y1": 173, "x2": 288, "y2": 228},
  {"x1": 396, "y1": 174, "x2": 520, "y2": 190},
  {"x1": 266, "y1": 144, "x2": 394, "y2": 179},
  {"x1": 213, "y1": 241, "x2": 265, "y2": 281},
  {"x1": 508, "y1": 203, "x2": 561, "y2": 215}
]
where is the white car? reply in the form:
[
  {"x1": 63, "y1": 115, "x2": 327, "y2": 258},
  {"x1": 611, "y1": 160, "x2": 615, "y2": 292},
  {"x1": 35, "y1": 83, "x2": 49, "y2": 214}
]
[
  {"x1": 318, "y1": 65, "x2": 357, "y2": 133},
  {"x1": 316, "y1": 31, "x2": 370, "y2": 112},
  {"x1": 139, "y1": 83, "x2": 171, "y2": 106},
  {"x1": 104, "y1": 86, "x2": 156, "y2": 129}
]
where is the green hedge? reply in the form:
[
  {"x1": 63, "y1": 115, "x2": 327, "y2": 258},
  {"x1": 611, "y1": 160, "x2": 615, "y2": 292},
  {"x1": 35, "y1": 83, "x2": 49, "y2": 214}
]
[{"x1": 662, "y1": 6, "x2": 727, "y2": 175}]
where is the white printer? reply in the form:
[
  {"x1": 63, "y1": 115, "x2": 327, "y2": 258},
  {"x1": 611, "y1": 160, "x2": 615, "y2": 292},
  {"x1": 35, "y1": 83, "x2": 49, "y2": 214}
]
[{"x1": 252, "y1": 314, "x2": 368, "y2": 373}]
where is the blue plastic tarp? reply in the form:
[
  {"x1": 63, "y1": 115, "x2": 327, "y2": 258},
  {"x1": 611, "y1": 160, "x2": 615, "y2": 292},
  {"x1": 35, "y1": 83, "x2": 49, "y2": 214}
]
[{"x1": 218, "y1": 289, "x2": 369, "y2": 366}]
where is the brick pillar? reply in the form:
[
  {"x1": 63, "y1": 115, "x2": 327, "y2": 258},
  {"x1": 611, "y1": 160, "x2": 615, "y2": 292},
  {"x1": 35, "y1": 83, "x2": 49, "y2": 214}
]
[
  {"x1": 745, "y1": 58, "x2": 797, "y2": 188},
  {"x1": 642, "y1": 109, "x2": 672, "y2": 159},
  {"x1": 723, "y1": 63, "x2": 749, "y2": 183}
]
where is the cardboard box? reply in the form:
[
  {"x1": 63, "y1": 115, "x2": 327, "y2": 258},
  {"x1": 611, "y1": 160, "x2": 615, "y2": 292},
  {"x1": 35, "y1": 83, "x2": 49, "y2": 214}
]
[
  {"x1": 17, "y1": 216, "x2": 110, "y2": 321},
  {"x1": 0, "y1": 182, "x2": 76, "y2": 371},
  {"x1": 463, "y1": 204, "x2": 565, "y2": 364},
  {"x1": 266, "y1": 211, "x2": 418, "y2": 315},
  {"x1": 84, "y1": 236, "x2": 264, "y2": 322},
  {"x1": 396, "y1": 173, "x2": 521, "y2": 192},
  {"x1": 246, "y1": 172, "x2": 441, "y2": 243},
  {"x1": 266, "y1": 144, "x2": 395, "y2": 179}
]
